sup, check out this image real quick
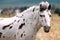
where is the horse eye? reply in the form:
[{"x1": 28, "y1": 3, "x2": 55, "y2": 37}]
[
  {"x1": 49, "y1": 15, "x2": 51, "y2": 17},
  {"x1": 40, "y1": 15, "x2": 45, "y2": 17}
]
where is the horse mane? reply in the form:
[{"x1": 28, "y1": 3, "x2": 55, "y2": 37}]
[
  {"x1": 21, "y1": 6, "x2": 36, "y2": 14},
  {"x1": 14, "y1": 6, "x2": 37, "y2": 17}
]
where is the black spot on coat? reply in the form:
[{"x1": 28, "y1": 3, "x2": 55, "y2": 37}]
[
  {"x1": 14, "y1": 35, "x2": 16, "y2": 39},
  {"x1": 33, "y1": 8, "x2": 35, "y2": 12},
  {"x1": 24, "y1": 34, "x2": 26, "y2": 36},
  {"x1": 17, "y1": 20, "x2": 20, "y2": 22},
  {"x1": 21, "y1": 33, "x2": 23, "y2": 38},
  {"x1": 2, "y1": 20, "x2": 16, "y2": 30},
  {"x1": 2, "y1": 24, "x2": 11, "y2": 30},
  {"x1": 19, "y1": 23, "x2": 25, "y2": 29},
  {"x1": 0, "y1": 32, "x2": 2, "y2": 38},
  {"x1": 23, "y1": 19, "x2": 25, "y2": 21},
  {"x1": 3, "y1": 36, "x2": 5, "y2": 38},
  {"x1": 9, "y1": 26, "x2": 13, "y2": 29}
]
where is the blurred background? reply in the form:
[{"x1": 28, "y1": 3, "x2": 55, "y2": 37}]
[
  {"x1": 0, "y1": 0, "x2": 60, "y2": 17},
  {"x1": 0, "y1": 0, "x2": 60, "y2": 40}
]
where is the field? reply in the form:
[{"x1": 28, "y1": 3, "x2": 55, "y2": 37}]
[{"x1": 36, "y1": 14, "x2": 60, "y2": 40}]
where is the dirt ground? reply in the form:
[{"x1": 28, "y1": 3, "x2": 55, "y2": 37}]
[{"x1": 36, "y1": 14, "x2": 60, "y2": 40}]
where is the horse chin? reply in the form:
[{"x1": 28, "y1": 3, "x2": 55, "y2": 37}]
[{"x1": 43, "y1": 26, "x2": 51, "y2": 33}]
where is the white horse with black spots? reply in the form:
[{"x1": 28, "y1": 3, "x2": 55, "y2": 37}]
[{"x1": 0, "y1": 1, "x2": 52, "y2": 40}]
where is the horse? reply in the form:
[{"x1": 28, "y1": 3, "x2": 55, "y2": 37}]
[{"x1": 0, "y1": 1, "x2": 52, "y2": 40}]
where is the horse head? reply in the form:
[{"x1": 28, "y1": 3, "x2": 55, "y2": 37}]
[{"x1": 38, "y1": 1, "x2": 52, "y2": 33}]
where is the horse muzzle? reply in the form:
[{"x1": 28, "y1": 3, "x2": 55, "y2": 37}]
[{"x1": 43, "y1": 26, "x2": 51, "y2": 33}]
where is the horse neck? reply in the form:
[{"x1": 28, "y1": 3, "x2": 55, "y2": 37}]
[
  {"x1": 23, "y1": 6, "x2": 40, "y2": 32},
  {"x1": 16, "y1": 6, "x2": 40, "y2": 32}
]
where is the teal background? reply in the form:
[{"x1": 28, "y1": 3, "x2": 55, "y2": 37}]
[{"x1": 0, "y1": 0, "x2": 60, "y2": 9}]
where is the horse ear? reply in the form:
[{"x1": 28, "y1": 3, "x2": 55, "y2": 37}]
[{"x1": 48, "y1": 4, "x2": 51, "y2": 10}]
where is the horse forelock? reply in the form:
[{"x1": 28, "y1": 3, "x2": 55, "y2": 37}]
[
  {"x1": 39, "y1": 1, "x2": 50, "y2": 12},
  {"x1": 39, "y1": 1, "x2": 49, "y2": 6}
]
